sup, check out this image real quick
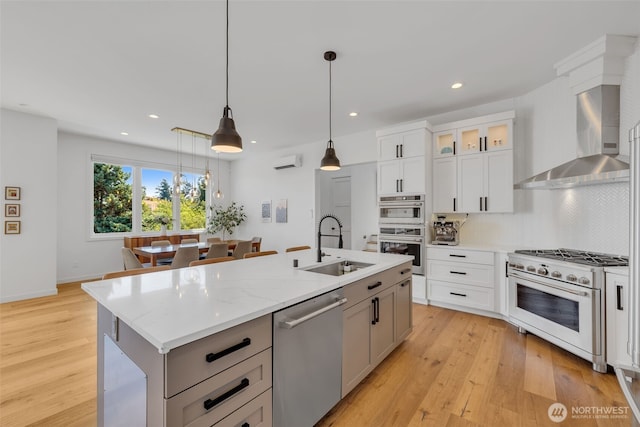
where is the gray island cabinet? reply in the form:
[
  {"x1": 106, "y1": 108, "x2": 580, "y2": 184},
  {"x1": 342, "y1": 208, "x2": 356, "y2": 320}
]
[{"x1": 83, "y1": 249, "x2": 413, "y2": 427}]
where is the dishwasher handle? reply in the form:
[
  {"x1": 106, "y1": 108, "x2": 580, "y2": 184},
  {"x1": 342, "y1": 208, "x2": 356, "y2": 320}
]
[{"x1": 279, "y1": 297, "x2": 348, "y2": 329}]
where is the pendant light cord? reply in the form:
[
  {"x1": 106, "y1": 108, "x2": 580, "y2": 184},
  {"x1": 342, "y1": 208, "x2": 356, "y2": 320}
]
[
  {"x1": 225, "y1": 0, "x2": 229, "y2": 110},
  {"x1": 329, "y1": 59, "x2": 332, "y2": 143}
]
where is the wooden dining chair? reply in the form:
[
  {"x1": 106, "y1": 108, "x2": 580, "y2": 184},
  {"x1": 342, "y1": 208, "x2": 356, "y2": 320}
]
[
  {"x1": 250, "y1": 236, "x2": 262, "y2": 252},
  {"x1": 170, "y1": 246, "x2": 199, "y2": 269},
  {"x1": 285, "y1": 245, "x2": 311, "y2": 253},
  {"x1": 151, "y1": 240, "x2": 173, "y2": 264},
  {"x1": 122, "y1": 247, "x2": 144, "y2": 269},
  {"x1": 205, "y1": 243, "x2": 229, "y2": 259},
  {"x1": 243, "y1": 250, "x2": 278, "y2": 259},
  {"x1": 232, "y1": 240, "x2": 253, "y2": 260},
  {"x1": 189, "y1": 256, "x2": 235, "y2": 267},
  {"x1": 181, "y1": 238, "x2": 198, "y2": 244},
  {"x1": 103, "y1": 265, "x2": 171, "y2": 279}
]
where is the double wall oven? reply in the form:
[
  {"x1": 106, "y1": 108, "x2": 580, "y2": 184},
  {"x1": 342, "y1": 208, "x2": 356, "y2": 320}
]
[
  {"x1": 378, "y1": 195, "x2": 425, "y2": 275},
  {"x1": 508, "y1": 249, "x2": 628, "y2": 373}
]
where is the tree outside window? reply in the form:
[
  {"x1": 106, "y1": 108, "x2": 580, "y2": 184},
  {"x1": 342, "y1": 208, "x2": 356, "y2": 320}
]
[{"x1": 93, "y1": 163, "x2": 133, "y2": 233}]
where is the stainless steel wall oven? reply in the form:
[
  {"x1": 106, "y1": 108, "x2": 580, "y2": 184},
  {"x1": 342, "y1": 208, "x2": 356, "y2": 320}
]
[
  {"x1": 378, "y1": 195, "x2": 425, "y2": 225},
  {"x1": 378, "y1": 226, "x2": 424, "y2": 275}
]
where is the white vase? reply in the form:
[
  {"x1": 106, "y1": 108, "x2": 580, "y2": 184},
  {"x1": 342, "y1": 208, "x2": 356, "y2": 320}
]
[{"x1": 160, "y1": 225, "x2": 167, "y2": 236}]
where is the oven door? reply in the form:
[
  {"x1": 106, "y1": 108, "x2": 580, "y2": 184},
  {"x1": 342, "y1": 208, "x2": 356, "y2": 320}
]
[
  {"x1": 378, "y1": 203, "x2": 424, "y2": 225},
  {"x1": 379, "y1": 236, "x2": 424, "y2": 275},
  {"x1": 508, "y1": 271, "x2": 600, "y2": 355}
]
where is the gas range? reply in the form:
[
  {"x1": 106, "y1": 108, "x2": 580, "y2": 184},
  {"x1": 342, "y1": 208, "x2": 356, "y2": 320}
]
[{"x1": 508, "y1": 248, "x2": 628, "y2": 289}]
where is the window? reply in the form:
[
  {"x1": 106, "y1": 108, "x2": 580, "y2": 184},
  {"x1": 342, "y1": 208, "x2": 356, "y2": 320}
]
[
  {"x1": 92, "y1": 158, "x2": 210, "y2": 236},
  {"x1": 93, "y1": 163, "x2": 133, "y2": 233}
]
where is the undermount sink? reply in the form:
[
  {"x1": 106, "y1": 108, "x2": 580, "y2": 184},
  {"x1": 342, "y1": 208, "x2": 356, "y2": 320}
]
[{"x1": 303, "y1": 260, "x2": 374, "y2": 276}]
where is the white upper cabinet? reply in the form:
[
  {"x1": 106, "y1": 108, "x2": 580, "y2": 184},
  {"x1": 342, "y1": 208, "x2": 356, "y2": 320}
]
[
  {"x1": 377, "y1": 123, "x2": 430, "y2": 196},
  {"x1": 378, "y1": 129, "x2": 426, "y2": 161},
  {"x1": 431, "y1": 111, "x2": 514, "y2": 213}
]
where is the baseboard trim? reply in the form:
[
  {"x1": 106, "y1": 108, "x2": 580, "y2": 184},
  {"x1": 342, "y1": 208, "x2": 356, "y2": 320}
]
[{"x1": 0, "y1": 288, "x2": 58, "y2": 303}]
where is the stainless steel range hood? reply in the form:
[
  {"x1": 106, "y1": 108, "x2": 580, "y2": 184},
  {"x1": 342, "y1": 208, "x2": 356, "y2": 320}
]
[{"x1": 515, "y1": 85, "x2": 629, "y2": 189}]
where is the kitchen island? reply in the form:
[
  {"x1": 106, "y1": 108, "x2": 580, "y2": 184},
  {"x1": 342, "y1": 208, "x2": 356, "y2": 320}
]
[{"x1": 82, "y1": 248, "x2": 413, "y2": 427}]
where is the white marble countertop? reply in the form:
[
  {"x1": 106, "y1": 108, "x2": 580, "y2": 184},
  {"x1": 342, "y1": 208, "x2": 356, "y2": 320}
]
[{"x1": 82, "y1": 248, "x2": 412, "y2": 354}]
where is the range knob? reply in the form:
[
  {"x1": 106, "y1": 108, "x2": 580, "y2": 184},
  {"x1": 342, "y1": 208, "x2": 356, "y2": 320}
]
[
  {"x1": 508, "y1": 262, "x2": 516, "y2": 268},
  {"x1": 527, "y1": 265, "x2": 536, "y2": 272},
  {"x1": 566, "y1": 274, "x2": 577, "y2": 282},
  {"x1": 516, "y1": 263, "x2": 524, "y2": 270},
  {"x1": 551, "y1": 271, "x2": 562, "y2": 279},
  {"x1": 578, "y1": 277, "x2": 591, "y2": 285},
  {"x1": 537, "y1": 267, "x2": 549, "y2": 276}
]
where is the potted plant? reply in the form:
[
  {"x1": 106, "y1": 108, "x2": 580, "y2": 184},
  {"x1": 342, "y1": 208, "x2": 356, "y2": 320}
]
[
  {"x1": 207, "y1": 202, "x2": 247, "y2": 240},
  {"x1": 155, "y1": 215, "x2": 171, "y2": 235}
]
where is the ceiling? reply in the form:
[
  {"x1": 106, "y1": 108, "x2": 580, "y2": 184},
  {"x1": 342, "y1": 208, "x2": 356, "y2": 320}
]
[{"x1": 2, "y1": 1, "x2": 639, "y2": 159}]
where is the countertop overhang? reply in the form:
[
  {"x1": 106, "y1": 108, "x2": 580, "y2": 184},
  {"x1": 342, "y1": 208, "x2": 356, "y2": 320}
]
[{"x1": 82, "y1": 248, "x2": 413, "y2": 354}]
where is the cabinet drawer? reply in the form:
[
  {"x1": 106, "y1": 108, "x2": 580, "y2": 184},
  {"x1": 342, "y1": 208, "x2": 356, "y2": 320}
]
[
  {"x1": 427, "y1": 260, "x2": 494, "y2": 288},
  {"x1": 165, "y1": 349, "x2": 272, "y2": 427},
  {"x1": 343, "y1": 263, "x2": 411, "y2": 309},
  {"x1": 428, "y1": 280, "x2": 494, "y2": 311},
  {"x1": 214, "y1": 389, "x2": 272, "y2": 427},
  {"x1": 166, "y1": 315, "x2": 272, "y2": 397},
  {"x1": 427, "y1": 247, "x2": 494, "y2": 265}
]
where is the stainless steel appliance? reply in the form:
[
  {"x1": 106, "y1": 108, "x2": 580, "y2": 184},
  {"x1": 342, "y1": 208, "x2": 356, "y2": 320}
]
[
  {"x1": 273, "y1": 289, "x2": 347, "y2": 427},
  {"x1": 616, "y1": 119, "x2": 640, "y2": 425},
  {"x1": 379, "y1": 225, "x2": 424, "y2": 275},
  {"x1": 508, "y1": 248, "x2": 628, "y2": 373},
  {"x1": 378, "y1": 195, "x2": 425, "y2": 225},
  {"x1": 431, "y1": 215, "x2": 461, "y2": 245}
]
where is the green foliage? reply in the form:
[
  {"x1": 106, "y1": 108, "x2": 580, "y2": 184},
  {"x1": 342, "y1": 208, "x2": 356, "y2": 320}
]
[
  {"x1": 141, "y1": 199, "x2": 173, "y2": 231},
  {"x1": 180, "y1": 195, "x2": 206, "y2": 230},
  {"x1": 93, "y1": 163, "x2": 133, "y2": 233},
  {"x1": 207, "y1": 202, "x2": 247, "y2": 240},
  {"x1": 156, "y1": 178, "x2": 173, "y2": 201}
]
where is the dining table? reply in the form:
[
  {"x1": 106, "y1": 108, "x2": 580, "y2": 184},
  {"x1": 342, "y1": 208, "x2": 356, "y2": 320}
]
[{"x1": 133, "y1": 242, "x2": 209, "y2": 267}]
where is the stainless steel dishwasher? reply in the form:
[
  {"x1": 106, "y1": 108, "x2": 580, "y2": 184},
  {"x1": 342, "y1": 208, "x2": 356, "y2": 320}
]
[{"x1": 273, "y1": 288, "x2": 347, "y2": 427}]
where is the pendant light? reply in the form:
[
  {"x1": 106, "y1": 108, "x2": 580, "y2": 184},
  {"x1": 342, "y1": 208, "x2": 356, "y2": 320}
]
[
  {"x1": 174, "y1": 131, "x2": 183, "y2": 194},
  {"x1": 320, "y1": 51, "x2": 341, "y2": 171},
  {"x1": 214, "y1": 153, "x2": 224, "y2": 200},
  {"x1": 211, "y1": 0, "x2": 242, "y2": 153},
  {"x1": 189, "y1": 134, "x2": 200, "y2": 201}
]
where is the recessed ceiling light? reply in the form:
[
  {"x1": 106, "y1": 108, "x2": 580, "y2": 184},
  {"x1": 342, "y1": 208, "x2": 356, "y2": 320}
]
[
  {"x1": 120, "y1": 132, "x2": 129, "y2": 136},
  {"x1": 451, "y1": 82, "x2": 463, "y2": 89},
  {"x1": 251, "y1": 140, "x2": 257, "y2": 144},
  {"x1": 349, "y1": 112, "x2": 358, "y2": 117},
  {"x1": 148, "y1": 114, "x2": 159, "y2": 119}
]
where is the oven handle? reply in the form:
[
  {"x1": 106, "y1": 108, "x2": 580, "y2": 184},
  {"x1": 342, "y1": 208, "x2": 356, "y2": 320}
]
[
  {"x1": 509, "y1": 272, "x2": 590, "y2": 297},
  {"x1": 379, "y1": 237, "x2": 424, "y2": 243},
  {"x1": 379, "y1": 202, "x2": 424, "y2": 208}
]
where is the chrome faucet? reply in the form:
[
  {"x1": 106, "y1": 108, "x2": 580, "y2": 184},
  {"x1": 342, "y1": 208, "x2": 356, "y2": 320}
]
[{"x1": 317, "y1": 214, "x2": 344, "y2": 262}]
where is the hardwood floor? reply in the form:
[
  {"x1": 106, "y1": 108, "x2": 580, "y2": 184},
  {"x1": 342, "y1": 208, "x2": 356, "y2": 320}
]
[{"x1": 0, "y1": 283, "x2": 631, "y2": 427}]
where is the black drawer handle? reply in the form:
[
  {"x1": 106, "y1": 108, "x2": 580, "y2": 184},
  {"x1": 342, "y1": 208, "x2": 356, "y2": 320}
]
[
  {"x1": 206, "y1": 338, "x2": 251, "y2": 363},
  {"x1": 400, "y1": 268, "x2": 411, "y2": 275},
  {"x1": 450, "y1": 292, "x2": 467, "y2": 297},
  {"x1": 242, "y1": 423, "x2": 250, "y2": 427},
  {"x1": 449, "y1": 254, "x2": 466, "y2": 258},
  {"x1": 617, "y1": 285, "x2": 624, "y2": 310},
  {"x1": 204, "y1": 378, "x2": 250, "y2": 410},
  {"x1": 367, "y1": 281, "x2": 382, "y2": 290},
  {"x1": 450, "y1": 271, "x2": 467, "y2": 275},
  {"x1": 400, "y1": 281, "x2": 409, "y2": 287}
]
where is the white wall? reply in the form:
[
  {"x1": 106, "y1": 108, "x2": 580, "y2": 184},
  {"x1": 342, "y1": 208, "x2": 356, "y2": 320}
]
[
  {"x1": 0, "y1": 109, "x2": 58, "y2": 302},
  {"x1": 56, "y1": 132, "x2": 231, "y2": 282},
  {"x1": 229, "y1": 130, "x2": 378, "y2": 254}
]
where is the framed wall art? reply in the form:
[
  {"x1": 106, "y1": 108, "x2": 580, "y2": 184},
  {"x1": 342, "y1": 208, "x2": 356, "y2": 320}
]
[
  {"x1": 275, "y1": 199, "x2": 288, "y2": 223},
  {"x1": 5, "y1": 220, "x2": 21, "y2": 234},
  {"x1": 5, "y1": 186, "x2": 20, "y2": 200},
  {"x1": 261, "y1": 200, "x2": 272, "y2": 223},
  {"x1": 5, "y1": 204, "x2": 20, "y2": 217}
]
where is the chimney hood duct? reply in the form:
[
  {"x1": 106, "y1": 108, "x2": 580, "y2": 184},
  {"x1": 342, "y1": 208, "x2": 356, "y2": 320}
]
[{"x1": 515, "y1": 85, "x2": 629, "y2": 189}]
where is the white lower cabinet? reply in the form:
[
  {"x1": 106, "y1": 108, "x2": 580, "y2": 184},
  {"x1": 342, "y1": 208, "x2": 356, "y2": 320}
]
[
  {"x1": 342, "y1": 262, "x2": 413, "y2": 397},
  {"x1": 606, "y1": 271, "x2": 632, "y2": 366},
  {"x1": 427, "y1": 247, "x2": 496, "y2": 313}
]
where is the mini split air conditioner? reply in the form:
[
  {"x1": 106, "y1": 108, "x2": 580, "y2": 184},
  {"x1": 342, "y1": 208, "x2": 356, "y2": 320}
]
[{"x1": 272, "y1": 155, "x2": 302, "y2": 170}]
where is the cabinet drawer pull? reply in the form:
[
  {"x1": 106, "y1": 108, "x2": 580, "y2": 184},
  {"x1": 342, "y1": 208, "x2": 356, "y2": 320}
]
[
  {"x1": 396, "y1": 144, "x2": 399, "y2": 158},
  {"x1": 484, "y1": 136, "x2": 487, "y2": 151},
  {"x1": 453, "y1": 141, "x2": 456, "y2": 155},
  {"x1": 479, "y1": 136, "x2": 482, "y2": 152},
  {"x1": 367, "y1": 281, "x2": 382, "y2": 290},
  {"x1": 400, "y1": 144, "x2": 404, "y2": 158},
  {"x1": 484, "y1": 196, "x2": 488, "y2": 211},
  {"x1": 450, "y1": 292, "x2": 467, "y2": 297},
  {"x1": 449, "y1": 254, "x2": 466, "y2": 258},
  {"x1": 617, "y1": 285, "x2": 624, "y2": 310},
  {"x1": 400, "y1": 268, "x2": 411, "y2": 275},
  {"x1": 453, "y1": 197, "x2": 456, "y2": 212},
  {"x1": 242, "y1": 423, "x2": 250, "y2": 427},
  {"x1": 206, "y1": 338, "x2": 251, "y2": 363},
  {"x1": 450, "y1": 271, "x2": 467, "y2": 275},
  {"x1": 203, "y1": 378, "x2": 250, "y2": 410},
  {"x1": 371, "y1": 298, "x2": 377, "y2": 325},
  {"x1": 400, "y1": 281, "x2": 409, "y2": 287}
]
